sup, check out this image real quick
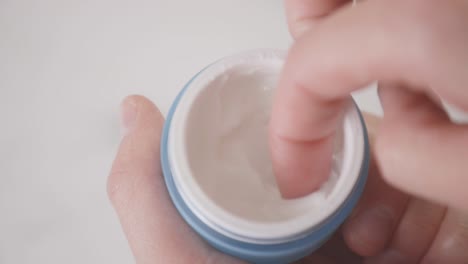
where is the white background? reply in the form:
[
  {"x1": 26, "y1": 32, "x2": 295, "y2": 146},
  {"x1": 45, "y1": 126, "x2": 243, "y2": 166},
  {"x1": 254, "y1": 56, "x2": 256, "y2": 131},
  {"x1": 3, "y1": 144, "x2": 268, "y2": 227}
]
[{"x1": 0, "y1": 1, "x2": 383, "y2": 263}]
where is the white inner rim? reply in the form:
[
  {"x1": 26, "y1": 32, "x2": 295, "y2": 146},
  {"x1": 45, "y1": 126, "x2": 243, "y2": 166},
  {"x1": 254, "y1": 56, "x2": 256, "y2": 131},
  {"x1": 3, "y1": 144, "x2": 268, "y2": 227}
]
[{"x1": 168, "y1": 50, "x2": 365, "y2": 243}]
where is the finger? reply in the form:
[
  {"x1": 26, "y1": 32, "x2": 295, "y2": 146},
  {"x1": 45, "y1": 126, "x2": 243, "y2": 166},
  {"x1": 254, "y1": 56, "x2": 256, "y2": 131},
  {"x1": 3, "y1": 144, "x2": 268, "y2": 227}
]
[
  {"x1": 270, "y1": 0, "x2": 468, "y2": 198},
  {"x1": 284, "y1": 0, "x2": 350, "y2": 38},
  {"x1": 343, "y1": 113, "x2": 407, "y2": 257},
  {"x1": 376, "y1": 85, "x2": 468, "y2": 211},
  {"x1": 422, "y1": 210, "x2": 468, "y2": 263},
  {"x1": 108, "y1": 96, "x2": 240, "y2": 263},
  {"x1": 315, "y1": 232, "x2": 362, "y2": 263},
  {"x1": 377, "y1": 82, "x2": 448, "y2": 123},
  {"x1": 343, "y1": 154, "x2": 409, "y2": 257},
  {"x1": 295, "y1": 232, "x2": 362, "y2": 264},
  {"x1": 365, "y1": 198, "x2": 446, "y2": 263}
]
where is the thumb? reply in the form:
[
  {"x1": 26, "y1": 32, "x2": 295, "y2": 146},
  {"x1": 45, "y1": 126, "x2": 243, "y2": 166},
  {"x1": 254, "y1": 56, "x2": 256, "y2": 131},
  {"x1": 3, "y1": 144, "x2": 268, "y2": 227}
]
[
  {"x1": 107, "y1": 95, "x2": 239, "y2": 263},
  {"x1": 376, "y1": 84, "x2": 468, "y2": 211}
]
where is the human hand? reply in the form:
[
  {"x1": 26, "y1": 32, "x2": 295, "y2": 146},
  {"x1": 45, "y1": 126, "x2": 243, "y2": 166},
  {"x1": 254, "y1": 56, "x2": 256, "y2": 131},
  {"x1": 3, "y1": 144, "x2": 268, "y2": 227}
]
[
  {"x1": 342, "y1": 114, "x2": 468, "y2": 263},
  {"x1": 268, "y1": 0, "x2": 468, "y2": 262},
  {"x1": 108, "y1": 96, "x2": 468, "y2": 264},
  {"x1": 107, "y1": 96, "x2": 364, "y2": 264},
  {"x1": 271, "y1": 0, "x2": 468, "y2": 211},
  {"x1": 108, "y1": 97, "x2": 468, "y2": 263}
]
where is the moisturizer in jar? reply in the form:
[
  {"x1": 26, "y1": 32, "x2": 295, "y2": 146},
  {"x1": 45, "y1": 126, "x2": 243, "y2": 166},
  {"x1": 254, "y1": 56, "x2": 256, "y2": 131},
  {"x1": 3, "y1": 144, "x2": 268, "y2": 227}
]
[{"x1": 161, "y1": 50, "x2": 370, "y2": 264}]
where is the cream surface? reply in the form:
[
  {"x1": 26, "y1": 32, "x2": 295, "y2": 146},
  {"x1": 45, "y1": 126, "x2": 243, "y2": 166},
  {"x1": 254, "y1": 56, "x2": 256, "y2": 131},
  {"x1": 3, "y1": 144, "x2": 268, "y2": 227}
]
[{"x1": 184, "y1": 60, "x2": 343, "y2": 223}]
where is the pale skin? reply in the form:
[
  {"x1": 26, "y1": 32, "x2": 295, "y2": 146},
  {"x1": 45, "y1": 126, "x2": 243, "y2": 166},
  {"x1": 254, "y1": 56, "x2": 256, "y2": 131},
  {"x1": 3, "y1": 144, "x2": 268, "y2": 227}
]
[{"x1": 108, "y1": 1, "x2": 468, "y2": 263}]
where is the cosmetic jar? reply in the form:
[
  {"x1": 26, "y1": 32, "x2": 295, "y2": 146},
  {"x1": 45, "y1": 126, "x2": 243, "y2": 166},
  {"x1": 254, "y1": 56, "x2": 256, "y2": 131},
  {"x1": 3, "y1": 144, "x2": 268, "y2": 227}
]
[{"x1": 161, "y1": 50, "x2": 370, "y2": 264}]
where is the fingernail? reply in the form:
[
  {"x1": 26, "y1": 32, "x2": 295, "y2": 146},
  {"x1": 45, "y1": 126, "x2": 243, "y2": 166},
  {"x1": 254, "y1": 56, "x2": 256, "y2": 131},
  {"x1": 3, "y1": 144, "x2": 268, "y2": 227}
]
[{"x1": 121, "y1": 97, "x2": 138, "y2": 135}]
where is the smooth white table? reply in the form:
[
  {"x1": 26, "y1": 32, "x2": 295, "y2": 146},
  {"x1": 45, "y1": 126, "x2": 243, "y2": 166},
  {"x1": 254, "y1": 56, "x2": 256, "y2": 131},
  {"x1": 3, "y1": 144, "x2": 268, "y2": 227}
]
[{"x1": 0, "y1": 1, "x2": 381, "y2": 263}]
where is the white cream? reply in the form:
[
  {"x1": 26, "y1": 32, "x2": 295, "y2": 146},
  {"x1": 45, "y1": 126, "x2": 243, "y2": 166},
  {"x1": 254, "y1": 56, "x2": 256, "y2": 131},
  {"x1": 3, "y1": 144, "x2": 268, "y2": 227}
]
[
  {"x1": 185, "y1": 64, "x2": 342, "y2": 222},
  {"x1": 169, "y1": 50, "x2": 364, "y2": 242}
]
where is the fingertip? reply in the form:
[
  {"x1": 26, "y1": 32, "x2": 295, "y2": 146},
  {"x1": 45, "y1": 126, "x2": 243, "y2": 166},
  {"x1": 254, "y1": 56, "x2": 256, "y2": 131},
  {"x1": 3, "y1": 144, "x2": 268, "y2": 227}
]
[
  {"x1": 120, "y1": 95, "x2": 164, "y2": 130},
  {"x1": 342, "y1": 206, "x2": 394, "y2": 257},
  {"x1": 276, "y1": 165, "x2": 329, "y2": 199},
  {"x1": 278, "y1": 175, "x2": 324, "y2": 199},
  {"x1": 121, "y1": 95, "x2": 162, "y2": 117},
  {"x1": 109, "y1": 95, "x2": 164, "y2": 207},
  {"x1": 271, "y1": 134, "x2": 334, "y2": 199},
  {"x1": 120, "y1": 94, "x2": 147, "y2": 113},
  {"x1": 120, "y1": 96, "x2": 139, "y2": 135}
]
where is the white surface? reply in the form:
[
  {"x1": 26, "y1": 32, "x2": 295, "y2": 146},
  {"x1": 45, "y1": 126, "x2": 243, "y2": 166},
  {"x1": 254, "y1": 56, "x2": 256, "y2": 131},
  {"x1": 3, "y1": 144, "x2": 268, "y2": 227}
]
[
  {"x1": 0, "y1": 1, "x2": 381, "y2": 263},
  {"x1": 169, "y1": 50, "x2": 365, "y2": 243}
]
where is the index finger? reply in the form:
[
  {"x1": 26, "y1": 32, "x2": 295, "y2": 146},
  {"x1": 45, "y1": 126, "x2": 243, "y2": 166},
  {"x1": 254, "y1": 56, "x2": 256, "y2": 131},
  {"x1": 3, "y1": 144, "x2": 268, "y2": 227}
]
[{"x1": 270, "y1": 0, "x2": 468, "y2": 198}]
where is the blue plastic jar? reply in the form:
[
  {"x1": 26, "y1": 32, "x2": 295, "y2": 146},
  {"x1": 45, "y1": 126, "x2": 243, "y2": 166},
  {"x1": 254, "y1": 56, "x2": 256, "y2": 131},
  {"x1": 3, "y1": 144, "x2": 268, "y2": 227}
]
[{"x1": 161, "y1": 50, "x2": 369, "y2": 264}]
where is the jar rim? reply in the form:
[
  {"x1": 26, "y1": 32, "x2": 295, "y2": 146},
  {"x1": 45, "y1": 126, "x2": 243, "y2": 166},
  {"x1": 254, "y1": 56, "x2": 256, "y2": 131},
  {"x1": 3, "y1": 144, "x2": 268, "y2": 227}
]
[{"x1": 166, "y1": 49, "x2": 367, "y2": 243}]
